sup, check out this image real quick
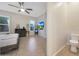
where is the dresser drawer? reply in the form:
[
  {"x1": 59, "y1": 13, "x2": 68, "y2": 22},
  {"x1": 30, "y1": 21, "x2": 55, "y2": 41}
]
[
  {"x1": 0, "y1": 38, "x2": 17, "y2": 47},
  {"x1": 0, "y1": 44, "x2": 18, "y2": 54}
]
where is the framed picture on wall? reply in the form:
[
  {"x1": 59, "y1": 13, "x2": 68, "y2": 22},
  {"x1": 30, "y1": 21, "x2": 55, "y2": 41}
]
[{"x1": 37, "y1": 20, "x2": 44, "y2": 30}]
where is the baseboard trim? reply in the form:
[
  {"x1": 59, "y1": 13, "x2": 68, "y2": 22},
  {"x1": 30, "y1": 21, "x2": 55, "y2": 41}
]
[{"x1": 52, "y1": 45, "x2": 66, "y2": 56}]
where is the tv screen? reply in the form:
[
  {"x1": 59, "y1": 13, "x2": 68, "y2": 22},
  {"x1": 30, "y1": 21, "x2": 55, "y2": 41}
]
[{"x1": 37, "y1": 21, "x2": 44, "y2": 30}]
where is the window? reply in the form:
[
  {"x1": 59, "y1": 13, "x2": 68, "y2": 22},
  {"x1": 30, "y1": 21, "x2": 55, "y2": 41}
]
[{"x1": 0, "y1": 16, "x2": 10, "y2": 33}]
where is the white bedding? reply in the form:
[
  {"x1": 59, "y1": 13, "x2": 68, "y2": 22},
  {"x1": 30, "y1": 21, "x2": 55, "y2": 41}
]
[{"x1": 0, "y1": 34, "x2": 19, "y2": 47}]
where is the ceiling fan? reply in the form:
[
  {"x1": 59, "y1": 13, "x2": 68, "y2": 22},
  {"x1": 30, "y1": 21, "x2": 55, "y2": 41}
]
[{"x1": 8, "y1": 2, "x2": 32, "y2": 14}]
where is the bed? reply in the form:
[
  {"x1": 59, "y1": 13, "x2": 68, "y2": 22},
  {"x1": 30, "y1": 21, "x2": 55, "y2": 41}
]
[{"x1": 0, "y1": 34, "x2": 19, "y2": 54}]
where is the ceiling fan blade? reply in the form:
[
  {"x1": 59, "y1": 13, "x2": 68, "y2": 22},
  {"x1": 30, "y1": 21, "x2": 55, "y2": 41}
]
[
  {"x1": 25, "y1": 10, "x2": 30, "y2": 14},
  {"x1": 26, "y1": 9, "x2": 32, "y2": 11},
  {"x1": 19, "y1": 2, "x2": 24, "y2": 5},
  {"x1": 19, "y1": 2, "x2": 24, "y2": 7},
  {"x1": 8, "y1": 4, "x2": 20, "y2": 8}
]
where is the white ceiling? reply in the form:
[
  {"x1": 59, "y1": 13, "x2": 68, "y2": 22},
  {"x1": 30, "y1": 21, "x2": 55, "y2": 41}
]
[{"x1": 0, "y1": 2, "x2": 46, "y2": 17}]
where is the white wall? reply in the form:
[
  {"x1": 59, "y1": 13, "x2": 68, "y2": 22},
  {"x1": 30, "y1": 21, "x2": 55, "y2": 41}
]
[
  {"x1": 47, "y1": 2, "x2": 79, "y2": 56},
  {"x1": 66, "y1": 3, "x2": 79, "y2": 44},
  {"x1": 47, "y1": 3, "x2": 67, "y2": 56},
  {"x1": 0, "y1": 10, "x2": 37, "y2": 33}
]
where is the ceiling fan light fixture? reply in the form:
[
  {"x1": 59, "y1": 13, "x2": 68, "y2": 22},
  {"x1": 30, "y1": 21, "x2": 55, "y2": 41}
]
[
  {"x1": 20, "y1": 9, "x2": 25, "y2": 12},
  {"x1": 8, "y1": 2, "x2": 32, "y2": 14}
]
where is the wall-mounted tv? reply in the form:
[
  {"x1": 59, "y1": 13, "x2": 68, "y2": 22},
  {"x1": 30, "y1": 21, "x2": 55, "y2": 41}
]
[{"x1": 37, "y1": 21, "x2": 44, "y2": 30}]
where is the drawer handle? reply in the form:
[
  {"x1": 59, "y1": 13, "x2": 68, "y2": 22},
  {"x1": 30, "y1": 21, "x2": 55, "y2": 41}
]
[
  {"x1": 1, "y1": 38, "x2": 11, "y2": 40},
  {"x1": 1, "y1": 38, "x2": 17, "y2": 40},
  {"x1": 1, "y1": 39, "x2": 5, "y2": 40}
]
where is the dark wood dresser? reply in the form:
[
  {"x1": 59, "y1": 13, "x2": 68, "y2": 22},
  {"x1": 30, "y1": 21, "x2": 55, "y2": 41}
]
[{"x1": 15, "y1": 29, "x2": 27, "y2": 37}]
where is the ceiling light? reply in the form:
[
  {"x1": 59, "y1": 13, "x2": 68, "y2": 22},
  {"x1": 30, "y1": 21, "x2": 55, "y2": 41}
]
[{"x1": 20, "y1": 9, "x2": 25, "y2": 12}]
